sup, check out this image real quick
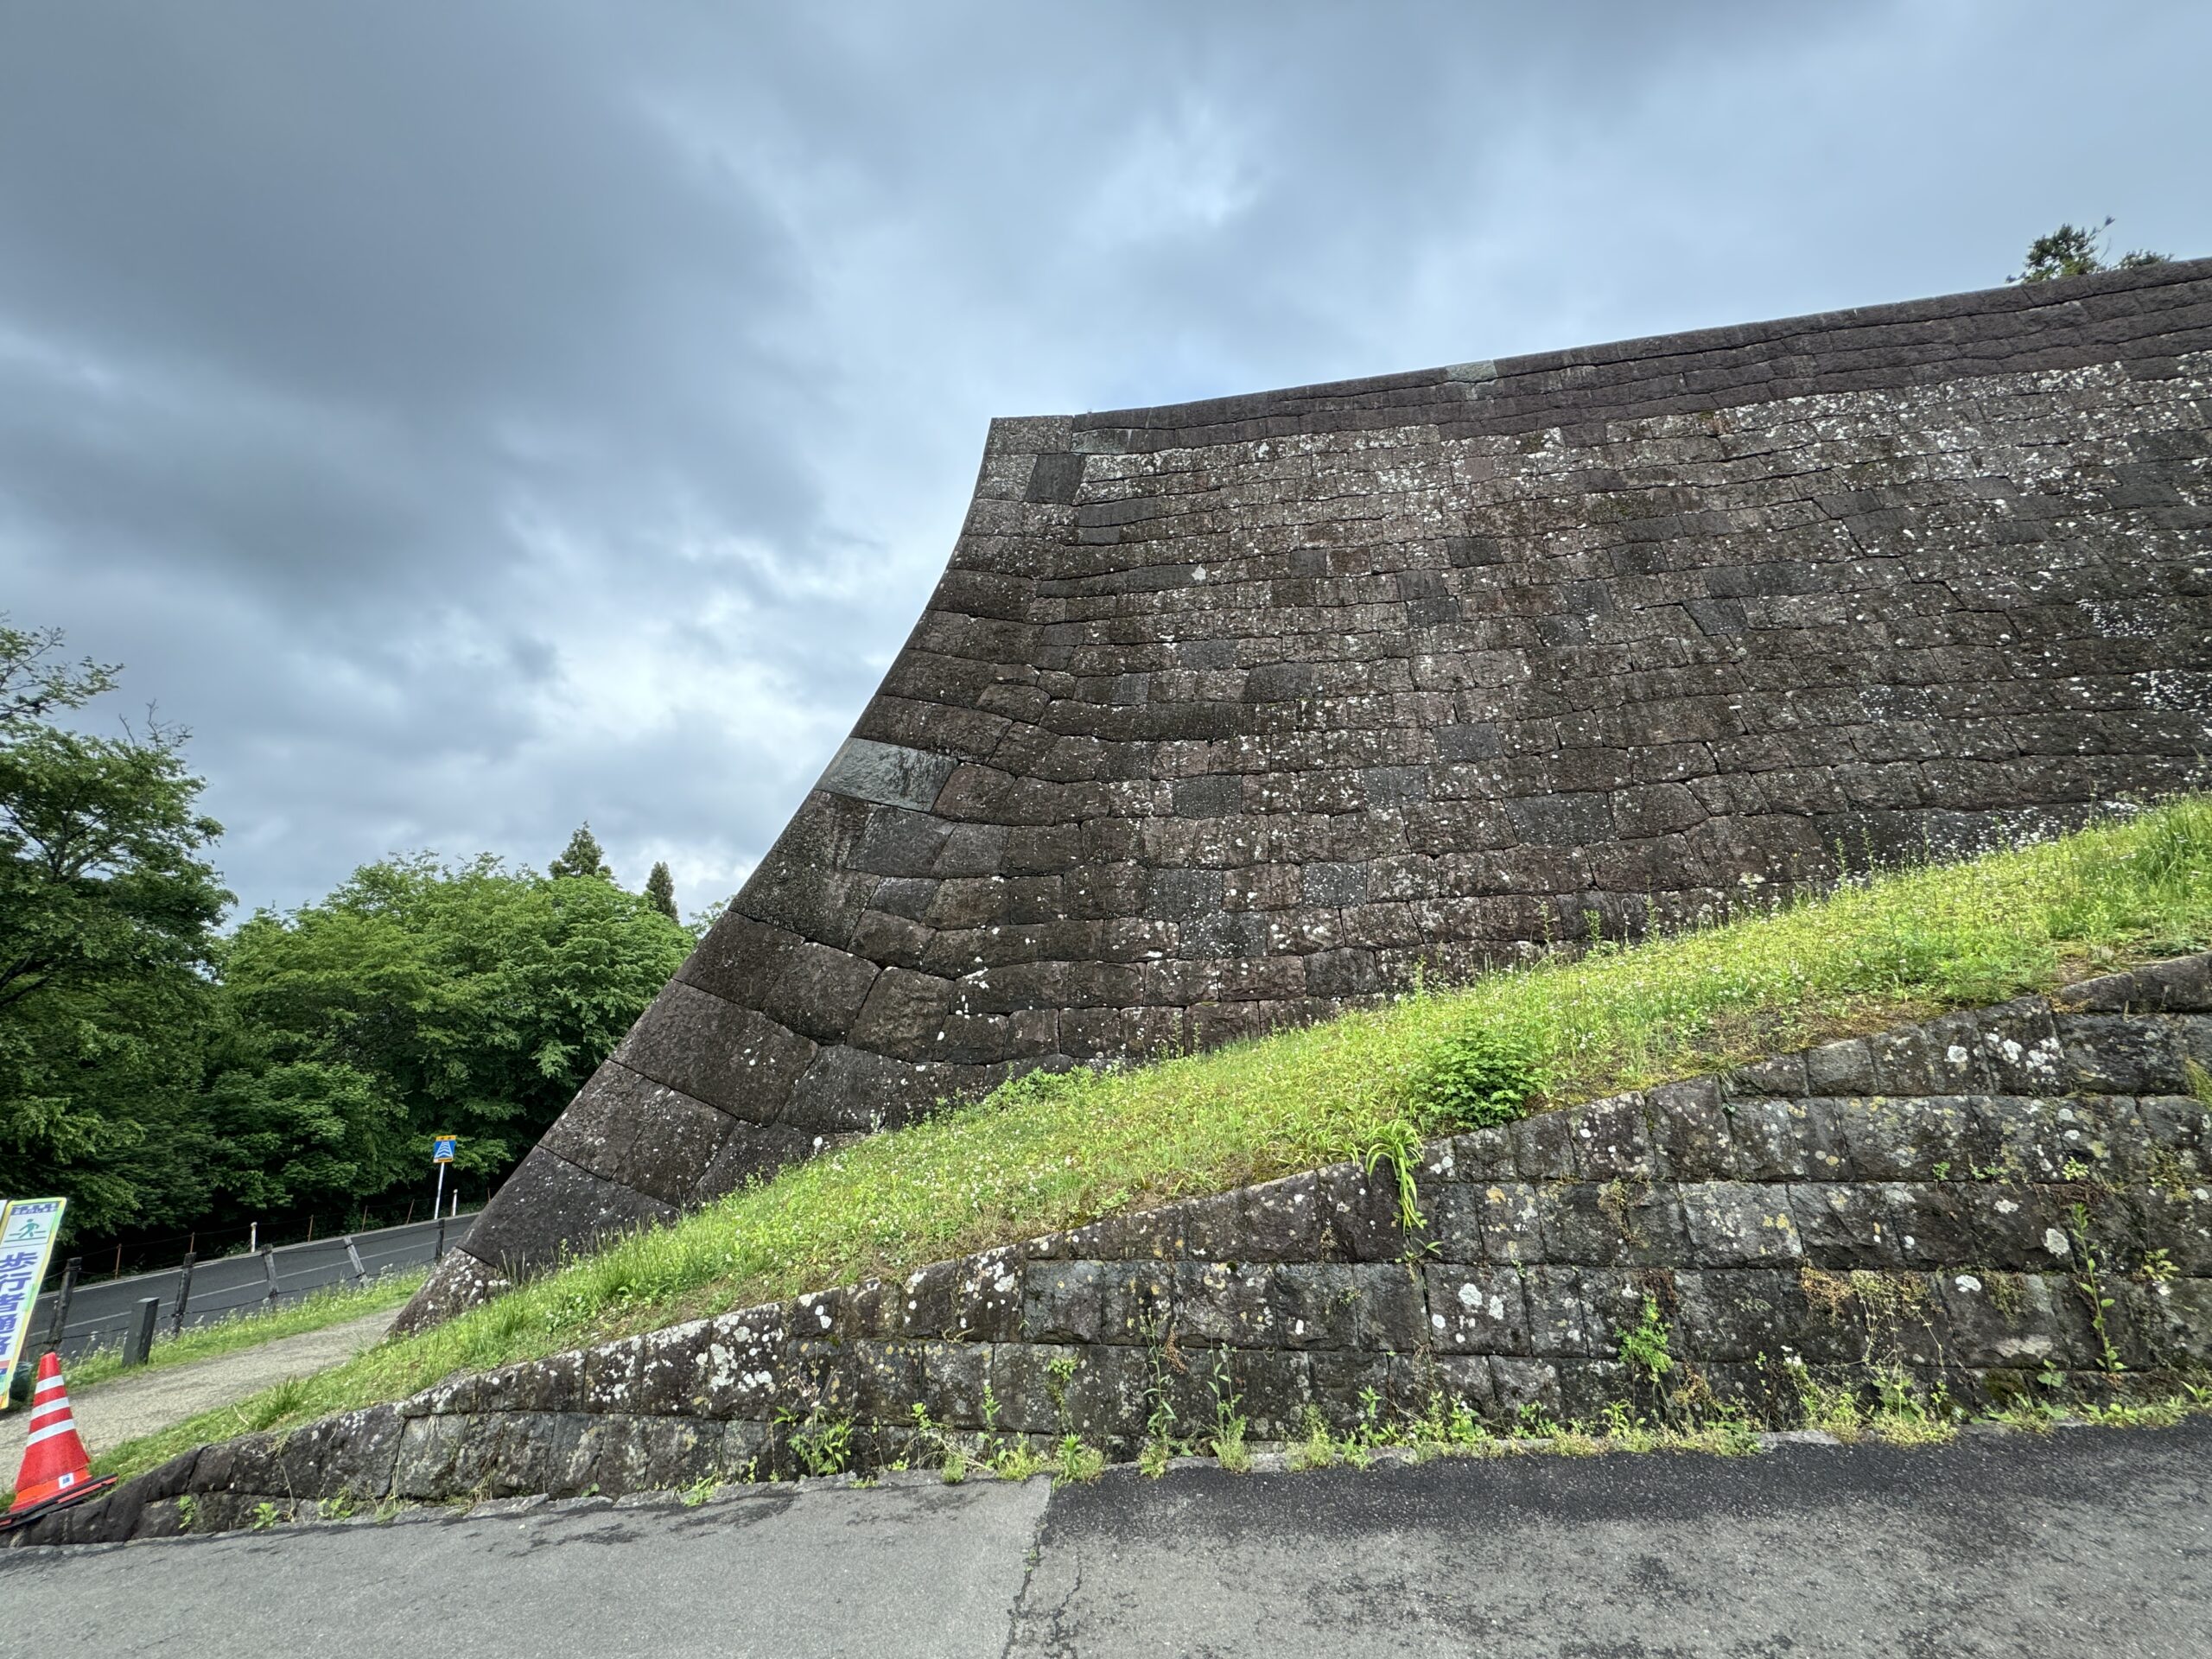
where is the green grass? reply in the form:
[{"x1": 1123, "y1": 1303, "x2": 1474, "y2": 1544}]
[
  {"x1": 54, "y1": 1269, "x2": 427, "y2": 1395},
  {"x1": 84, "y1": 797, "x2": 2212, "y2": 1490}
]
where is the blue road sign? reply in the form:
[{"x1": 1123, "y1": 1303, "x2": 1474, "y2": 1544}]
[{"x1": 431, "y1": 1137, "x2": 457, "y2": 1164}]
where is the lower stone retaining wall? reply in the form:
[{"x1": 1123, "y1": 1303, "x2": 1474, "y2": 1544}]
[{"x1": 13, "y1": 955, "x2": 2211, "y2": 1547}]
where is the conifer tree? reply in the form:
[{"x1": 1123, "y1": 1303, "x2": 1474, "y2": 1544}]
[
  {"x1": 645, "y1": 860, "x2": 677, "y2": 920},
  {"x1": 2013, "y1": 217, "x2": 2166, "y2": 283},
  {"x1": 549, "y1": 822, "x2": 612, "y2": 880}
]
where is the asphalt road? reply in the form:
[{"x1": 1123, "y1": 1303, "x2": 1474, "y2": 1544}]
[{"x1": 7, "y1": 1420, "x2": 2209, "y2": 1657}]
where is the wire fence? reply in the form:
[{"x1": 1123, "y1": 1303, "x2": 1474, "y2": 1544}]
[{"x1": 25, "y1": 1211, "x2": 479, "y2": 1363}]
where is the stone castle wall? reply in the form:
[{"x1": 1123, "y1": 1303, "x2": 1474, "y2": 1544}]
[
  {"x1": 404, "y1": 257, "x2": 2212, "y2": 1326},
  {"x1": 21, "y1": 956, "x2": 2209, "y2": 1548}
]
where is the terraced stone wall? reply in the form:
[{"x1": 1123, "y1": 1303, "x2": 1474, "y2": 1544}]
[
  {"x1": 22, "y1": 957, "x2": 2209, "y2": 1548},
  {"x1": 402, "y1": 257, "x2": 2212, "y2": 1331}
]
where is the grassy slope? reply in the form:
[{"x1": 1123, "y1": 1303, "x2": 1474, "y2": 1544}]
[
  {"x1": 86, "y1": 798, "x2": 2212, "y2": 1488},
  {"x1": 55, "y1": 1269, "x2": 427, "y2": 1395}
]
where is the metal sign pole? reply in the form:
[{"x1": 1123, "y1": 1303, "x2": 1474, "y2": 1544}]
[{"x1": 429, "y1": 1135, "x2": 457, "y2": 1262}]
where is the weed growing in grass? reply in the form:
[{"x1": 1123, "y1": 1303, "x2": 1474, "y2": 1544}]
[
  {"x1": 679, "y1": 1476, "x2": 717, "y2": 1508},
  {"x1": 1987, "y1": 1397, "x2": 2065, "y2": 1433},
  {"x1": 2067, "y1": 1202, "x2": 2126, "y2": 1374},
  {"x1": 1053, "y1": 1434, "x2": 1104, "y2": 1484},
  {"x1": 1437, "y1": 1394, "x2": 1497, "y2": 1454},
  {"x1": 1548, "y1": 1426, "x2": 1605, "y2": 1457},
  {"x1": 1137, "y1": 1329, "x2": 1184, "y2": 1478},
  {"x1": 1044, "y1": 1354, "x2": 1080, "y2": 1434},
  {"x1": 1618, "y1": 1296, "x2": 1675, "y2": 1391},
  {"x1": 1783, "y1": 1355, "x2": 1866, "y2": 1439},
  {"x1": 1206, "y1": 1350, "x2": 1252, "y2": 1473},
  {"x1": 2186, "y1": 1059, "x2": 2212, "y2": 1112},
  {"x1": 249, "y1": 1502, "x2": 281, "y2": 1531},
  {"x1": 175, "y1": 1494, "x2": 196, "y2": 1533},
  {"x1": 234, "y1": 1376, "x2": 313, "y2": 1436},
  {"x1": 1404, "y1": 1028, "x2": 1546, "y2": 1133},
  {"x1": 1285, "y1": 1406, "x2": 1340, "y2": 1471},
  {"x1": 906, "y1": 1403, "x2": 969, "y2": 1484},
  {"x1": 1361, "y1": 1118, "x2": 1428, "y2": 1231},
  {"x1": 1870, "y1": 1369, "x2": 1960, "y2": 1446},
  {"x1": 777, "y1": 1406, "x2": 854, "y2": 1477},
  {"x1": 2078, "y1": 1396, "x2": 2190, "y2": 1430},
  {"x1": 1783, "y1": 1351, "x2": 1957, "y2": 1445}
]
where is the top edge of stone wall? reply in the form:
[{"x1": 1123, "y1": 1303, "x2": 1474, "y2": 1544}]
[{"x1": 1065, "y1": 256, "x2": 2212, "y2": 442}]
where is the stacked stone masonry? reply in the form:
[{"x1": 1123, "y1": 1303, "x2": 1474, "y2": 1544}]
[
  {"x1": 21, "y1": 956, "x2": 2209, "y2": 1547},
  {"x1": 402, "y1": 257, "x2": 2212, "y2": 1329}
]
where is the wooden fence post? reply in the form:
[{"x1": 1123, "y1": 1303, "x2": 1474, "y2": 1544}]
[
  {"x1": 41, "y1": 1257, "x2": 81, "y2": 1352},
  {"x1": 170, "y1": 1251, "x2": 197, "y2": 1338}
]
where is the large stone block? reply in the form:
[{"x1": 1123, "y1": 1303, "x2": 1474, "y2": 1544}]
[
  {"x1": 1535, "y1": 1181, "x2": 1690, "y2": 1268},
  {"x1": 1725, "y1": 1097, "x2": 1849, "y2": 1182},
  {"x1": 1830, "y1": 1096, "x2": 1998, "y2": 1182},
  {"x1": 455, "y1": 1147, "x2": 677, "y2": 1281},
  {"x1": 1424, "y1": 1264, "x2": 1531, "y2": 1355},
  {"x1": 1431, "y1": 1181, "x2": 1545, "y2": 1266},
  {"x1": 1680, "y1": 1183, "x2": 1804, "y2": 1266},
  {"x1": 539, "y1": 1060, "x2": 739, "y2": 1208}
]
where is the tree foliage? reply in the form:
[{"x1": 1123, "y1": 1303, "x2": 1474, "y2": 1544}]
[
  {"x1": 2014, "y1": 217, "x2": 2168, "y2": 283},
  {"x1": 0, "y1": 620, "x2": 232, "y2": 1237},
  {"x1": 0, "y1": 620, "x2": 691, "y2": 1246},
  {"x1": 548, "y1": 823, "x2": 612, "y2": 881},
  {"x1": 645, "y1": 860, "x2": 677, "y2": 921},
  {"x1": 219, "y1": 855, "x2": 691, "y2": 1188}
]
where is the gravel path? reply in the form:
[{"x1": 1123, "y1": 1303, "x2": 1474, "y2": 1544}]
[{"x1": 3, "y1": 1309, "x2": 397, "y2": 1471}]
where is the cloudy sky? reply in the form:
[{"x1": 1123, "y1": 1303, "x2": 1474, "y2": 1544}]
[{"x1": 3, "y1": 3, "x2": 2206, "y2": 920}]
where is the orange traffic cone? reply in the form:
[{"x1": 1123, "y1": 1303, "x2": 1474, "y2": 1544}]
[{"x1": 3, "y1": 1352, "x2": 117, "y2": 1529}]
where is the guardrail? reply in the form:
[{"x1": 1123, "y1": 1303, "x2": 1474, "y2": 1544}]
[{"x1": 26, "y1": 1212, "x2": 477, "y2": 1363}]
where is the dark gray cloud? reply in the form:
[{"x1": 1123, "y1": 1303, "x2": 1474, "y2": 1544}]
[{"x1": 3, "y1": 1, "x2": 2206, "y2": 915}]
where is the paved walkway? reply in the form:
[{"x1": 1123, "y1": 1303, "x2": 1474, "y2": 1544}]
[
  {"x1": 4, "y1": 1418, "x2": 2207, "y2": 1656},
  {"x1": 3, "y1": 1310, "x2": 396, "y2": 1473}
]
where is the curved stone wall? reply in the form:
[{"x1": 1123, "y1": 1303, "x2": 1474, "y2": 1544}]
[{"x1": 404, "y1": 257, "x2": 2212, "y2": 1327}]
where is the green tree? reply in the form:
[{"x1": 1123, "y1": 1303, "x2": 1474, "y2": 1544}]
[
  {"x1": 548, "y1": 822, "x2": 612, "y2": 881},
  {"x1": 2014, "y1": 217, "x2": 2168, "y2": 283},
  {"x1": 645, "y1": 860, "x2": 677, "y2": 921},
  {"x1": 216, "y1": 853, "x2": 690, "y2": 1188},
  {"x1": 0, "y1": 620, "x2": 232, "y2": 1238}
]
